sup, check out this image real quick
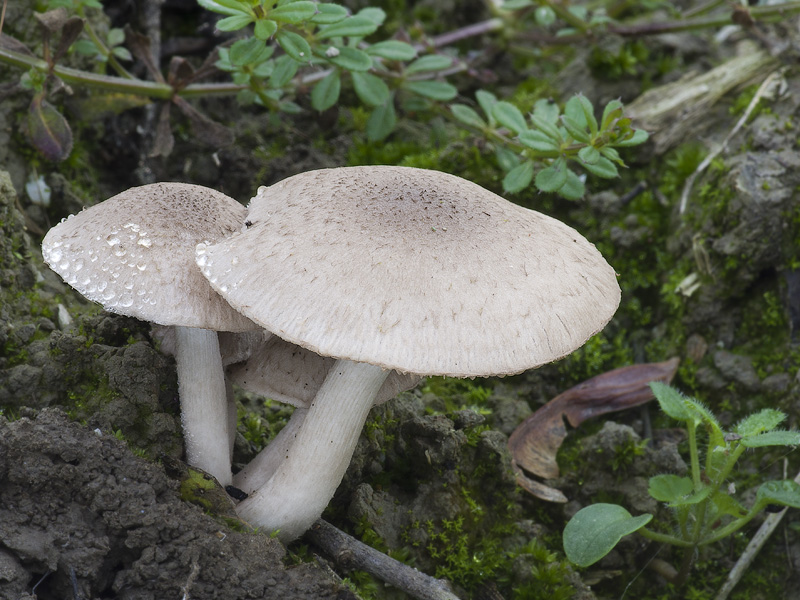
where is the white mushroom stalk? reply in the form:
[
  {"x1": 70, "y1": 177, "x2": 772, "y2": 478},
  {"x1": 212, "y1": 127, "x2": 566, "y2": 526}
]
[
  {"x1": 233, "y1": 407, "x2": 308, "y2": 494},
  {"x1": 174, "y1": 326, "x2": 232, "y2": 485},
  {"x1": 236, "y1": 360, "x2": 389, "y2": 541}
]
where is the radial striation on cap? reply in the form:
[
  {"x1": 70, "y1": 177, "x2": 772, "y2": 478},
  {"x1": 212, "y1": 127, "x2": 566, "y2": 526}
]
[
  {"x1": 42, "y1": 182, "x2": 255, "y2": 332},
  {"x1": 196, "y1": 166, "x2": 621, "y2": 377}
]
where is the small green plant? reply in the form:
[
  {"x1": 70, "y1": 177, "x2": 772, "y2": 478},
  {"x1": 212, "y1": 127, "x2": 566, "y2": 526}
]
[{"x1": 563, "y1": 382, "x2": 800, "y2": 587}]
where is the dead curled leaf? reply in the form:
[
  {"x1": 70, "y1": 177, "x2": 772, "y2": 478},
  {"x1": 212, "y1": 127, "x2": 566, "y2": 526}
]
[{"x1": 509, "y1": 357, "x2": 680, "y2": 503}]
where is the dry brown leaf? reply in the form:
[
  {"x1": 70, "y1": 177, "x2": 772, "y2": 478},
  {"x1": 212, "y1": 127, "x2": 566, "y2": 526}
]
[{"x1": 509, "y1": 357, "x2": 680, "y2": 502}]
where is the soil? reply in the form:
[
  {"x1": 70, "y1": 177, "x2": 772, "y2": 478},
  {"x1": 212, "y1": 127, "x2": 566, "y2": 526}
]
[{"x1": 3, "y1": 1, "x2": 800, "y2": 600}]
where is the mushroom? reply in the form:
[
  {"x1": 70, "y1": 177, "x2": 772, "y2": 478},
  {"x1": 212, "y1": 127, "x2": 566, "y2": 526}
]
[
  {"x1": 41, "y1": 182, "x2": 256, "y2": 486},
  {"x1": 226, "y1": 333, "x2": 421, "y2": 493},
  {"x1": 195, "y1": 166, "x2": 621, "y2": 541}
]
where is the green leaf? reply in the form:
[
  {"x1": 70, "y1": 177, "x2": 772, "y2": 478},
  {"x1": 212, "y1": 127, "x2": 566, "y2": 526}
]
[
  {"x1": 503, "y1": 160, "x2": 534, "y2": 193},
  {"x1": 367, "y1": 40, "x2": 417, "y2": 61},
  {"x1": 107, "y1": 28, "x2": 125, "y2": 47},
  {"x1": 676, "y1": 484, "x2": 713, "y2": 506},
  {"x1": 519, "y1": 130, "x2": 560, "y2": 152},
  {"x1": 756, "y1": 480, "x2": 800, "y2": 510},
  {"x1": 326, "y1": 46, "x2": 373, "y2": 71},
  {"x1": 565, "y1": 94, "x2": 597, "y2": 136},
  {"x1": 270, "y1": 1, "x2": 317, "y2": 23},
  {"x1": 475, "y1": 89, "x2": 498, "y2": 124},
  {"x1": 366, "y1": 96, "x2": 396, "y2": 141},
  {"x1": 563, "y1": 504, "x2": 652, "y2": 568},
  {"x1": 648, "y1": 474, "x2": 694, "y2": 503},
  {"x1": 404, "y1": 81, "x2": 457, "y2": 101},
  {"x1": 451, "y1": 104, "x2": 486, "y2": 129},
  {"x1": 615, "y1": 128, "x2": 649, "y2": 147},
  {"x1": 318, "y1": 16, "x2": 379, "y2": 39},
  {"x1": 530, "y1": 114, "x2": 563, "y2": 143},
  {"x1": 558, "y1": 169, "x2": 585, "y2": 200},
  {"x1": 599, "y1": 146, "x2": 622, "y2": 164},
  {"x1": 216, "y1": 14, "x2": 256, "y2": 31},
  {"x1": 269, "y1": 55, "x2": 299, "y2": 87},
  {"x1": 532, "y1": 98, "x2": 560, "y2": 124},
  {"x1": 580, "y1": 155, "x2": 619, "y2": 179},
  {"x1": 535, "y1": 157, "x2": 568, "y2": 192},
  {"x1": 229, "y1": 37, "x2": 272, "y2": 66},
  {"x1": 310, "y1": 3, "x2": 349, "y2": 24},
  {"x1": 561, "y1": 116, "x2": 591, "y2": 143},
  {"x1": 578, "y1": 145, "x2": 600, "y2": 165},
  {"x1": 198, "y1": 0, "x2": 249, "y2": 17},
  {"x1": 736, "y1": 409, "x2": 786, "y2": 438},
  {"x1": 740, "y1": 430, "x2": 800, "y2": 448},
  {"x1": 112, "y1": 47, "x2": 132, "y2": 61},
  {"x1": 276, "y1": 30, "x2": 312, "y2": 62},
  {"x1": 254, "y1": 19, "x2": 278, "y2": 40},
  {"x1": 351, "y1": 71, "x2": 390, "y2": 107},
  {"x1": 502, "y1": 0, "x2": 534, "y2": 8},
  {"x1": 650, "y1": 382, "x2": 693, "y2": 422},
  {"x1": 601, "y1": 99, "x2": 624, "y2": 130},
  {"x1": 712, "y1": 492, "x2": 747, "y2": 518},
  {"x1": 495, "y1": 146, "x2": 520, "y2": 172},
  {"x1": 405, "y1": 55, "x2": 453, "y2": 74},
  {"x1": 356, "y1": 7, "x2": 386, "y2": 25},
  {"x1": 311, "y1": 70, "x2": 341, "y2": 111},
  {"x1": 492, "y1": 101, "x2": 528, "y2": 135}
]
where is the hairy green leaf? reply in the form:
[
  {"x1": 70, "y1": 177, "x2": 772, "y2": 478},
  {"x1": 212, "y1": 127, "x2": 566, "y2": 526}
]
[
  {"x1": 648, "y1": 474, "x2": 694, "y2": 503},
  {"x1": 229, "y1": 37, "x2": 272, "y2": 66},
  {"x1": 198, "y1": 0, "x2": 248, "y2": 17},
  {"x1": 475, "y1": 90, "x2": 498, "y2": 124},
  {"x1": 740, "y1": 430, "x2": 800, "y2": 448},
  {"x1": 736, "y1": 409, "x2": 786, "y2": 438},
  {"x1": 756, "y1": 480, "x2": 800, "y2": 510}
]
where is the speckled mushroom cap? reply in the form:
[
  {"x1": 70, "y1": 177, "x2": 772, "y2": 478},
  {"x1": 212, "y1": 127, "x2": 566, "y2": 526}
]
[
  {"x1": 42, "y1": 182, "x2": 255, "y2": 332},
  {"x1": 227, "y1": 334, "x2": 421, "y2": 408},
  {"x1": 196, "y1": 166, "x2": 621, "y2": 377}
]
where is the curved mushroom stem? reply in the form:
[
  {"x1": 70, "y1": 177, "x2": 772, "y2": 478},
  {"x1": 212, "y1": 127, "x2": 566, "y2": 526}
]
[
  {"x1": 235, "y1": 359, "x2": 389, "y2": 542},
  {"x1": 233, "y1": 407, "x2": 309, "y2": 494},
  {"x1": 174, "y1": 326, "x2": 232, "y2": 486}
]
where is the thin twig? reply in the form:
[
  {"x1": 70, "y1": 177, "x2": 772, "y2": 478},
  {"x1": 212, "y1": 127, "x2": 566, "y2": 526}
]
[
  {"x1": 679, "y1": 68, "x2": 784, "y2": 214},
  {"x1": 305, "y1": 519, "x2": 464, "y2": 600},
  {"x1": 714, "y1": 467, "x2": 800, "y2": 600}
]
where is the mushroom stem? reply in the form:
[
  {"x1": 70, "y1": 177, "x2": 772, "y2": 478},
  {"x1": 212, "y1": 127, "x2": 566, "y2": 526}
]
[
  {"x1": 233, "y1": 407, "x2": 309, "y2": 494},
  {"x1": 174, "y1": 326, "x2": 232, "y2": 486},
  {"x1": 235, "y1": 359, "x2": 389, "y2": 541}
]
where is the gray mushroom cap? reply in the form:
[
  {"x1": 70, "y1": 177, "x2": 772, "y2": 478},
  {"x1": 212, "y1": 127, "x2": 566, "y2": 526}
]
[
  {"x1": 42, "y1": 182, "x2": 255, "y2": 332},
  {"x1": 196, "y1": 166, "x2": 620, "y2": 377},
  {"x1": 227, "y1": 334, "x2": 422, "y2": 408}
]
